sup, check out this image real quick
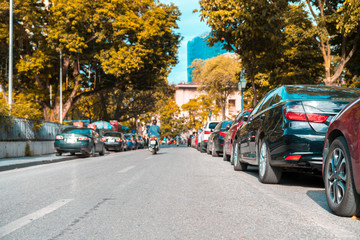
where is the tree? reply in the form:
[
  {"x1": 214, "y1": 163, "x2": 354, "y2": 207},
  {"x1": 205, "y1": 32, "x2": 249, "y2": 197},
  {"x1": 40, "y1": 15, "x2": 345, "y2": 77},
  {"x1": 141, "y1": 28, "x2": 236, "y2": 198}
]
[
  {"x1": 0, "y1": 0, "x2": 181, "y2": 121},
  {"x1": 159, "y1": 97, "x2": 184, "y2": 138},
  {"x1": 181, "y1": 94, "x2": 219, "y2": 131},
  {"x1": 198, "y1": 0, "x2": 285, "y2": 106},
  {"x1": 302, "y1": 0, "x2": 360, "y2": 85},
  {"x1": 190, "y1": 54, "x2": 242, "y2": 120}
]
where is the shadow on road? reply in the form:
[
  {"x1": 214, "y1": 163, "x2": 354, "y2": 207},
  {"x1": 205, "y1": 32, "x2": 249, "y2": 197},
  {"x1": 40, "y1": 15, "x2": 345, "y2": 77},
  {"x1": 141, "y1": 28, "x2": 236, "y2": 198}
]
[{"x1": 306, "y1": 189, "x2": 330, "y2": 213}]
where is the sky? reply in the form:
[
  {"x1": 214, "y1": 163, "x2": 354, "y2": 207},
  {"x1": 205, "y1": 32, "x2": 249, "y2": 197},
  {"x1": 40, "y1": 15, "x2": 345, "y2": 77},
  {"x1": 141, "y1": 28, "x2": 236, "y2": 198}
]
[{"x1": 160, "y1": 0, "x2": 210, "y2": 84}]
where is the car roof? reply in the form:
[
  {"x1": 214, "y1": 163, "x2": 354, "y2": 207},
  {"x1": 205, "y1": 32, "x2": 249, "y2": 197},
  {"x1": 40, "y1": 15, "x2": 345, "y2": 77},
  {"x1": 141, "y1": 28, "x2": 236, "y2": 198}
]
[{"x1": 279, "y1": 85, "x2": 360, "y2": 100}]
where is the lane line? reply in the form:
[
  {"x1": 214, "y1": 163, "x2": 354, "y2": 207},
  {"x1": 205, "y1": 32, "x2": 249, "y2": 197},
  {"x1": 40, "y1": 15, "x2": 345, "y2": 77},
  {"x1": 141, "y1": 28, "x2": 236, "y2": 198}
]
[
  {"x1": 0, "y1": 199, "x2": 73, "y2": 238},
  {"x1": 118, "y1": 165, "x2": 136, "y2": 173}
]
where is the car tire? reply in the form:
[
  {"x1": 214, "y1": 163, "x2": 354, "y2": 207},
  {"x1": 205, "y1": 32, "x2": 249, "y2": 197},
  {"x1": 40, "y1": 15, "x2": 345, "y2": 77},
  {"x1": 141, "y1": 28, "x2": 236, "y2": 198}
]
[
  {"x1": 212, "y1": 142, "x2": 219, "y2": 157},
  {"x1": 324, "y1": 136, "x2": 360, "y2": 217},
  {"x1": 56, "y1": 151, "x2": 62, "y2": 156},
  {"x1": 89, "y1": 144, "x2": 96, "y2": 157},
  {"x1": 70, "y1": 152, "x2": 75, "y2": 156},
  {"x1": 257, "y1": 138, "x2": 282, "y2": 184},
  {"x1": 206, "y1": 144, "x2": 211, "y2": 155},
  {"x1": 233, "y1": 142, "x2": 247, "y2": 171},
  {"x1": 99, "y1": 144, "x2": 105, "y2": 156},
  {"x1": 223, "y1": 146, "x2": 230, "y2": 161}
]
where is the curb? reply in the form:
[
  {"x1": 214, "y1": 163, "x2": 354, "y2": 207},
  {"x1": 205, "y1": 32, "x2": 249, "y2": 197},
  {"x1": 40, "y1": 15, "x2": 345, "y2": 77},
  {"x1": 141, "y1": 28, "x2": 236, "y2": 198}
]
[{"x1": 0, "y1": 156, "x2": 79, "y2": 172}]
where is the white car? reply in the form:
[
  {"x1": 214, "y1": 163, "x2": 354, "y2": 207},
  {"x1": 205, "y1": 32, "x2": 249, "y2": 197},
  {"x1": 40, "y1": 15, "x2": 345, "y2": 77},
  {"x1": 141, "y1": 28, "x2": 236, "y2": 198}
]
[{"x1": 199, "y1": 121, "x2": 219, "y2": 152}]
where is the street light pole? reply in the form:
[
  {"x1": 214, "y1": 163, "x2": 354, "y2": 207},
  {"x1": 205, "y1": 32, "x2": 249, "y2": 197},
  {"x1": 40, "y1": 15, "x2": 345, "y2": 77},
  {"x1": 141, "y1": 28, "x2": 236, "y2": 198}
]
[
  {"x1": 60, "y1": 50, "x2": 62, "y2": 124},
  {"x1": 238, "y1": 68, "x2": 247, "y2": 111},
  {"x1": 8, "y1": 0, "x2": 13, "y2": 112}
]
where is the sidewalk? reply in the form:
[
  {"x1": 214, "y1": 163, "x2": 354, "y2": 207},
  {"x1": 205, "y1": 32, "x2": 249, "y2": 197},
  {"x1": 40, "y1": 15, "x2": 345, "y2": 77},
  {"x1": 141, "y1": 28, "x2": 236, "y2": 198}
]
[{"x1": 0, "y1": 153, "x2": 78, "y2": 172}]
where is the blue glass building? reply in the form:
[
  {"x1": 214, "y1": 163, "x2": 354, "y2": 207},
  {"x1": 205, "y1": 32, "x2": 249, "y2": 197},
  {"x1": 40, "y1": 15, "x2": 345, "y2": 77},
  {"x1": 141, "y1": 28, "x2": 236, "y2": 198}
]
[{"x1": 187, "y1": 32, "x2": 228, "y2": 83}]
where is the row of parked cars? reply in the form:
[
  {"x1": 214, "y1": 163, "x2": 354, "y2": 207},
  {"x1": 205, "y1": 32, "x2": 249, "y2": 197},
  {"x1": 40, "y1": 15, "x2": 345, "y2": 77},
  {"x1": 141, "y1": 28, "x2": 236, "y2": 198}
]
[
  {"x1": 191, "y1": 85, "x2": 360, "y2": 218},
  {"x1": 54, "y1": 128, "x2": 145, "y2": 157}
]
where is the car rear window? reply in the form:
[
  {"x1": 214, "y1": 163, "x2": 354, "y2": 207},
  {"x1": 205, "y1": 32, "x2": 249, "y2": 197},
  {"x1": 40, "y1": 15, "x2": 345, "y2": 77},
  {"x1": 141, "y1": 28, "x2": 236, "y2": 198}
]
[
  {"x1": 209, "y1": 123, "x2": 218, "y2": 129},
  {"x1": 103, "y1": 132, "x2": 121, "y2": 137},
  {"x1": 221, "y1": 121, "x2": 233, "y2": 129},
  {"x1": 284, "y1": 86, "x2": 360, "y2": 101},
  {"x1": 63, "y1": 128, "x2": 91, "y2": 135}
]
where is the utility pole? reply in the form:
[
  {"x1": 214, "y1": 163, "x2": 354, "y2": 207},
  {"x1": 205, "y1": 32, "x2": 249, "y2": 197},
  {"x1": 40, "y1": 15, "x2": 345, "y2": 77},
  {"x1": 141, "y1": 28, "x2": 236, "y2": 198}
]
[
  {"x1": 8, "y1": 0, "x2": 13, "y2": 112},
  {"x1": 60, "y1": 50, "x2": 62, "y2": 124}
]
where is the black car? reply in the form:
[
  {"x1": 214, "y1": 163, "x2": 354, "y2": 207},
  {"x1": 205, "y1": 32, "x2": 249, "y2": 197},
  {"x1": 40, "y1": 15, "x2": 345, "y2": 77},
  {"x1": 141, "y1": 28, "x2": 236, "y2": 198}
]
[
  {"x1": 233, "y1": 85, "x2": 360, "y2": 184},
  {"x1": 102, "y1": 131, "x2": 125, "y2": 152},
  {"x1": 207, "y1": 120, "x2": 233, "y2": 157},
  {"x1": 54, "y1": 127, "x2": 105, "y2": 157}
]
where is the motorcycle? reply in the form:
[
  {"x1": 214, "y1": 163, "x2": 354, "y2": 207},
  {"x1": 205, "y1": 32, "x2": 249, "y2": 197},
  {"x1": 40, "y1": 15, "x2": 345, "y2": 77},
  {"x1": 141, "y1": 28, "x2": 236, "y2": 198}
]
[{"x1": 149, "y1": 136, "x2": 159, "y2": 154}]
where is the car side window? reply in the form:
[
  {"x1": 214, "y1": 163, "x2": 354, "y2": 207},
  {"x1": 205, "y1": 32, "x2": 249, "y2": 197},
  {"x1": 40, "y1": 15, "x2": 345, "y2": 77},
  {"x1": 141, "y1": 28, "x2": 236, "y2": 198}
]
[{"x1": 249, "y1": 88, "x2": 278, "y2": 119}]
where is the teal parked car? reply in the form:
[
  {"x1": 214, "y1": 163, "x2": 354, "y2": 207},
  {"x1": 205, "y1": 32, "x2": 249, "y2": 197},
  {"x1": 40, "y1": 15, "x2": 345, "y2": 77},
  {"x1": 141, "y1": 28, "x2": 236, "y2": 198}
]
[{"x1": 54, "y1": 127, "x2": 105, "y2": 157}]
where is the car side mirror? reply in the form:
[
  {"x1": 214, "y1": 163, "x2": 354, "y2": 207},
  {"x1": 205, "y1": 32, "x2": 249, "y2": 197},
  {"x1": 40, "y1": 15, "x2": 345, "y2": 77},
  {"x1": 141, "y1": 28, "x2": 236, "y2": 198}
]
[
  {"x1": 226, "y1": 124, "x2": 231, "y2": 130},
  {"x1": 243, "y1": 116, "x2": 248, "y2": 122}
]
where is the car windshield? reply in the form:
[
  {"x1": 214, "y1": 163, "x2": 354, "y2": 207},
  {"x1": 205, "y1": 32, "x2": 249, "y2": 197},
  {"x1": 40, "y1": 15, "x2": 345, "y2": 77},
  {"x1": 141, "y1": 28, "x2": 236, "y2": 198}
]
[
  {"x1": 62, "y1": 128, "x2": 91, "y2": 135},
  {"x1": 209, "y1": 123, "x2": 218, "y2": 129},
  {"x1": 103, "y1": 132, "x2": 121, "y2": 137},
  {"x1": 221, "y1": 121, "x2": 233, "y2": 130}
]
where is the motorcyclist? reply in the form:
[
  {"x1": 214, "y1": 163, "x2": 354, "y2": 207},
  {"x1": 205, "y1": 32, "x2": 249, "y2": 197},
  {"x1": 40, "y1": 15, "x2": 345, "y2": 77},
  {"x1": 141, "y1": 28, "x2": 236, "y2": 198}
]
[{"x1": 148, "y1": 119, "x2": 161, "y2": 148}]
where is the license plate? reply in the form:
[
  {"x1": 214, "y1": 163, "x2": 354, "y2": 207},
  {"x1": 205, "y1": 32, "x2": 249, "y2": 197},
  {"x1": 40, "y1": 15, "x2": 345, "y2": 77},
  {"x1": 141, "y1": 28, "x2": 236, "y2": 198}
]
[
  {"x1": 150, "y1": 140, "x2": 156, "y2": 144},
  {"x1": 66, "y1": 138, "x2": 77, "y2": 143},
  {"x1": 108, "y1": 139, "x2": 115, "y2": 143}
]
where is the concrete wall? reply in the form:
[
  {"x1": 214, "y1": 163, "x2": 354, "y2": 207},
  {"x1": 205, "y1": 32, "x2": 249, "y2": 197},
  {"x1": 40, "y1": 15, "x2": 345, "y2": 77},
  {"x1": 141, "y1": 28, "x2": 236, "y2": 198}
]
[{"x1": 0, "y1": 141, "x2": 55, "y2": 158}]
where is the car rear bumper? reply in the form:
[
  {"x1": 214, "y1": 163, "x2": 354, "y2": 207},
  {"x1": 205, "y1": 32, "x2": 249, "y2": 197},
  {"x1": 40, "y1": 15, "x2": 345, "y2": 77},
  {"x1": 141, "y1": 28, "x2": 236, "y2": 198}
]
[
  {"x1": 269, "y1": 134, "x2": 325, "y2": 171},
  {"x1": 54, "y1": 141, "x2": 91, "y2": 153}
]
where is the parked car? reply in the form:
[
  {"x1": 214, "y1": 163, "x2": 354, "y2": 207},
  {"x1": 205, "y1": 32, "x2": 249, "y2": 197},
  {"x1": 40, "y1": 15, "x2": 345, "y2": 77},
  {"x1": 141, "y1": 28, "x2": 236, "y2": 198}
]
[
  {"x1": 102, "y1": 131, "x2": 125, "y2": 152},
  {"x1": 207, "y1": 120, "x2": 233, "y2": 157},
  {"x1": 323, "y1": 97, "x2": 360, "y2": 217},
  {"x1": 233, "y1": 85, "x2": 360, "y2": 184},
  {"x1": 124, "y1": 134, "x2": 134, "y2": 151},
  {"x1": 223, "y1": 110, "x2": 252, "y2": 164},
  {"x1": 136, "y1": 134, "x2": 145, "y2": 149},
  {"x1": 199, "y1": 121, "x2": 219, "y2": 152},
  {"x1": 55, "y1": 127, "x2": 105, "y2": 157}
]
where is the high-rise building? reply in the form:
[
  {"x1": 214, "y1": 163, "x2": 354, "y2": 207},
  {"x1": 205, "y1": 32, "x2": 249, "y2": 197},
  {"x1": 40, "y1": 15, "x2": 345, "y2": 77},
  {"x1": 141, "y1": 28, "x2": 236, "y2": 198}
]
[{"x1": 187, "y1": 32, "x2": 228, "y2": 83}]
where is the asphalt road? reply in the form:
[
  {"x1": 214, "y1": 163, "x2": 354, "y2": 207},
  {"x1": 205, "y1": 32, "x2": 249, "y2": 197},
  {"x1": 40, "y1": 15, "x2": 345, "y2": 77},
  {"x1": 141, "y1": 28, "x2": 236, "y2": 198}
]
[{"x1": 0, "y1": 145, "x2": 359, "y2": 240}]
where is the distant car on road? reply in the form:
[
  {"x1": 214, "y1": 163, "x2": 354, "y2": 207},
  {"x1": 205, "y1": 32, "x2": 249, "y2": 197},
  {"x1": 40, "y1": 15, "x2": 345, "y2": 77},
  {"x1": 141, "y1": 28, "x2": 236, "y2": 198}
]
[
  {"x1": 323, "y1": 97, "x2": 360, "y2": 217},
  {"x1": 54, "y1": 127, "x2": 105, "y2": 157},
  {"x1": 102, "y1": 131, "x2": 125, "y2": 152},
  {"x1": 199, "y1": 121, "x2": 219, "y2": 152},
  {"x1": 223, "y1": 110, "x2": 252, "y2": 164},
  {"x1": 207, "y1": 120, "x2": 233, "y2": 157}
]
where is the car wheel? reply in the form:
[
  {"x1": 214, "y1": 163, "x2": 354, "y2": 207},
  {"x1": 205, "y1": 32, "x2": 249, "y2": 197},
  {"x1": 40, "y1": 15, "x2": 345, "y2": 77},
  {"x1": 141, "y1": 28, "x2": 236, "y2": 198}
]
[
  {"x1": 70, "y1": 152, "x2": 75, "y2": 156},
  {"x1": 99, "y1": 144, "x2": 105, "y2": 156},
  {"x1": 89, "y1": 144, "x2": 96, "y2": 157},
  {"x1": 223, "y1": 145, "x2": 230, "y2": 161},
  {"x1": 212, "y1": 142, "x2": 219, "y2": 157},
  {"x1": 233, "y1": 142, "x2": 247, "y2": 171},
  {"x1": 258, "y1": 138, "x2": 282, "y2": 184},
  {"x1": 206, "y1": 144, "x2": 211, "y2": 155},
  {"x1": 56, "y1": 151, "x2": 62, "y2": 156},
  {"x1": 324, "y1": 136, "x2": 360, "y2": 217}
]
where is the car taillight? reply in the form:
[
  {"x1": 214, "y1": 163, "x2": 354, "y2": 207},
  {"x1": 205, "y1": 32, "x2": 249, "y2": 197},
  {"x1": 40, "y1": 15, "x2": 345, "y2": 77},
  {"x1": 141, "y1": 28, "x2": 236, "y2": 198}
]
[
  {"x1": 220, "y1": 131, "x2": 227, "y2": 137},
  {"x1": 100, "y1": 137, "x2": 106, "y2": 142},
  {"x1": 78, "y1": 137, "x2": 89, "y2": 141},
  {"x1": 285, "y1": 155, "x2": 302, "y2": 161},
  {"x1": 151, "y1": 137, "x2": 157, "y2": 140},
  {"x1": 204, "y1": 131, "x2": 211, "y2": 134},
  {"x1": 55, "y1": 135, "x2": 63, "y2": 140},
  {"x1": 116, "y1": 138, "x2": 122, "y2": 142},
  {"x1": 284, "y1": 105, "x2": 328, "y2": 123}
]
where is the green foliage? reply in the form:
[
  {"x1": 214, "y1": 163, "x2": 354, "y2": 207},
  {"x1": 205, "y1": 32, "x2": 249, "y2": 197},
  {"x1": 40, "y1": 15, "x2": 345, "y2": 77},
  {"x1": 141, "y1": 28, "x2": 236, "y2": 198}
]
[
  {"x1": 0, "y1": 0, "x2": 181, "y2": 122},
  {"x1": 190, "y1": 54, "x2": 242, "y2": 119},
  {"x1": 159, "y1": 97, "x2": 184, "y2": 138},
  {"x1": 181, "y1": 94, "x2": 219, "y2": 131}
]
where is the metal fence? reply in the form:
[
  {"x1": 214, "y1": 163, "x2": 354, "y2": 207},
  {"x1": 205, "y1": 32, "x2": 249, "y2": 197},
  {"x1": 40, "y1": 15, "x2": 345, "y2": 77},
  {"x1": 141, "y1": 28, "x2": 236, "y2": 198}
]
[{"x1": 0, "y1": 115, "x2": 62, "y2": 141}]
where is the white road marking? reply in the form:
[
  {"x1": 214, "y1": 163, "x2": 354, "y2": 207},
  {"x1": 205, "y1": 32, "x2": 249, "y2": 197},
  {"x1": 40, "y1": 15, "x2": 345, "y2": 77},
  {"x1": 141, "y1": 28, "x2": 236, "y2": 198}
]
[
  {"x1": 118, "y1": 165, "x2": 136, "y2": 173},
  {"x1": 0, "y1": 199, "x2": 73, "y2": 238}
]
